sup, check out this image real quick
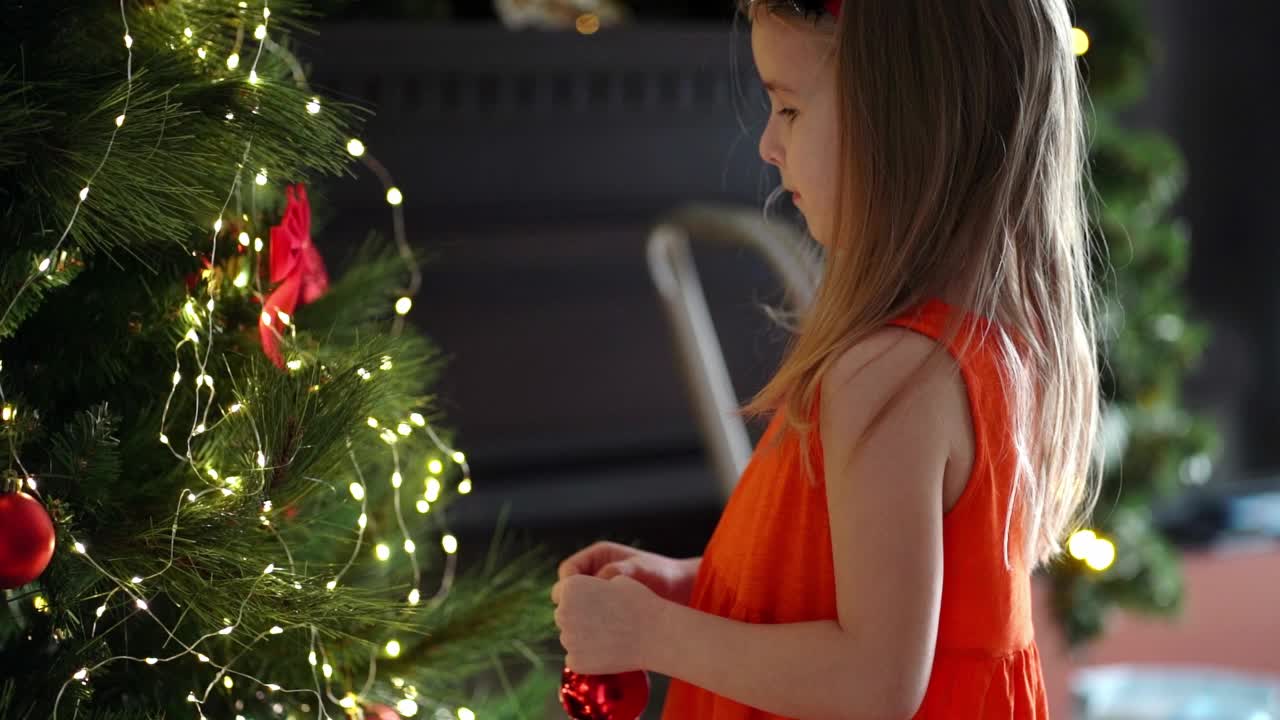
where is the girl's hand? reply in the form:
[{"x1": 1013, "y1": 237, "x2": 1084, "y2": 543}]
[
  {"x1": 558, "y1": 541, "x2": 701, "y2": 605},
  {"x1": 551, "y1": 573, "x2": 664, "y2": 674}
]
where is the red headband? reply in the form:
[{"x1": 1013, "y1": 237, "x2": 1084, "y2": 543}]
[{"x1": 825, "y1": 0, "x2": 843, "y2": 16}]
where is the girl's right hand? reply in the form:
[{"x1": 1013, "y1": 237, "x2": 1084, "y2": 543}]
[{"x1": 558, "y1": 541, "x2": 701, "y2": 606}]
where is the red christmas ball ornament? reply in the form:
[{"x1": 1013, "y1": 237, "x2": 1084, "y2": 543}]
[
  {"x1": 362, "y1": 703, "x2": 401, "y2": 720},
  {"x1": 559, "y1": 667, "x2": 649, "y2": 720},
  {"x1": 0, "y1": 490, "x2": 57, "y2": 589}
]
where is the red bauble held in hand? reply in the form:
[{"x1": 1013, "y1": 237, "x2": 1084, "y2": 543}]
[
  {"x1": 559, "y1": 668, "x2": 649, "y2": 720},
  {"x1": 0, "y1": 491, "x2": 57, "y2": 589}
]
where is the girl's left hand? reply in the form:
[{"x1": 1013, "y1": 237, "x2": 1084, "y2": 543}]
[{"x1": 551, "y1": 573, "x2": 663, "y2": 674}]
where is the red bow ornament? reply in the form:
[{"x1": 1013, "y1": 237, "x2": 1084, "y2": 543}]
[{"x1": 259, "y1": 184, "x2": 329, "y2": 369}]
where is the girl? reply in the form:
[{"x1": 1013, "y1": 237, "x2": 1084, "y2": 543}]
[{"x1": 551, "y1": 0, "x2": 1100, "y2": 717}]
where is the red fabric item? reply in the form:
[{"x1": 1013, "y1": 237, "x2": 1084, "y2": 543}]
[
  {"x1": 825, "y1": 0, "x2": 842, "y2": 17},
  {"x1": 259, "y1": 184, "x2": 328, "y2": 368},
  {"x1": 660, "y1": 299, "x2": 1049, "y2": 718}
]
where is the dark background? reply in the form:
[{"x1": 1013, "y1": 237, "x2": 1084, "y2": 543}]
[{"x1": 298, "y1": 1, "x2": 1280, "y2": 563}]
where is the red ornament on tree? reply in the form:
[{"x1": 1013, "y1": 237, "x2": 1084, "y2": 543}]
[
  {"x1": 559, "y1": 668, "x2": 649, "y2": 720},
  {"x1": 0, "y1": 490, "x2": 57, "y2": 589},
  {"x1": 259, "y1": 183, "x2": 329, "y2": 369}
]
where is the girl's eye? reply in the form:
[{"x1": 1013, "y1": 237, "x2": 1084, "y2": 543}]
[{"x1": 777, "y1": 107, "x2": 799, "y2": 121}]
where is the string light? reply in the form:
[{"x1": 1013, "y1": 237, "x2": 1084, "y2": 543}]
[
  {"x1": 255, "y1": 170, "x2": 268, "y2": 185},
  {"x1": 1, "y1": 404, "x2": 12, "y2": 421},
  {"x1": 306, "y1": 97, "x2": 321, "y2": 115},
  {"x1": 357, "y1": 513, "x2": 367, "y2": 529},
  {"x1": 183, "y1": 27, "x2": 194, "y2": 39},
  {"x1": 425, "y1": 478, "x2": 441, "y2": 502},
  {"x1": 346, "y1": 138, "x2": 365, "y2": 157},
  {"x1": 115, "y1": 114, "x2": 126, "y2": 127},
  {"x1": 452, "y1": 451, "x2": 466, "y2": 464},
  {"x1": 79, "y1": 187, "x2": 90, "y2": 202},
  {"x1": 227, "y1": 53, "x2": 240, "y2": 70},
  {"x1": 407, "y1": 589, "x2": 420, "y2": 605},
  {"x1": 396, "y1": 699, "x2": 420, "y2": 716},
  {"x1": 403, "y1": 539, "x2": 415, "y2": 554},
  {"x1": 375, "y1": 543, "x2": 391, "y2": 561},
  {"x1": 391, "y1": 471, "x2": 403, "y2": 488},
  {"x1": 385, "y1": 187, "x2": 403, "y2": 206},
  {"x1": 349, "y1": 482, "x2": 365, "y2": 501},
  {"x1": 458, "y1": 478, "x2": 473, "y2": 494},
  {"x1": 321, "y1": 662, "x2": 333, "y2": 679},
  {"x1": 1072, "y1": 27, "x2": 1090, "y2": 56},
  {"x1": 197, "y1": 47, "x2": 207, "y2": 60},
  {"x1": 384, "y1": 639, "x2": 401, "y2": 658},
  {"x1": 136, "y1": 599, "x2": 149, "y2": 611},
  {"x1": 395, "y1": 296, "x2": 412, "y2": 315},
  {"x1": 397, "y1": 423, "x2": 412, "y2": 436},
  {"x1": 409, "y1": 412, "x2": 425, "y2": 427},
  {"x1": 441, "y1": 535, "x2": 458, "y2": 554},
  {"x1": 458, "y1": 709, "x2": 476, "y2": 720},
  {"x1": 254, "y1": 24, "x2": 267, "y2": 40},
  {"x1": 426, "y1": 459, "x2": 443, "y2": 475},
  {"x1": 415, "y1": 500, "x2": 430, "y2": 514}
]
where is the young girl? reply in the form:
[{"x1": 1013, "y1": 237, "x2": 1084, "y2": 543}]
[{"x1": 551, "y1": 0, "x2": 1100, "y2": 717}]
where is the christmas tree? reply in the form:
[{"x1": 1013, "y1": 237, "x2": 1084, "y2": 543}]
[
  {"x1": 0, "y1": 2, "x2": 555, "y2": 717},
  {"x1": 1047, "y1": 0, "x2": 1218, "y2": 645}
]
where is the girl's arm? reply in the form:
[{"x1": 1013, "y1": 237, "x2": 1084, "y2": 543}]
[{"x1": 645, "y1": 329, "x2": 958, "y2": 720}]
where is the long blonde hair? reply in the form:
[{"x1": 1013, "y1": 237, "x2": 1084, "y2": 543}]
[{"x1": 740, "y1": 0, "x2": 1102, "y2": 567}]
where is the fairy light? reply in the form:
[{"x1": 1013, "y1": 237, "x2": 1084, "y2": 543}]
[
  {"x1": 379, "y1": 355, "x2": 393, "y2": 371},
  {"x1": 145, "y1": 657, "x2": 158, "y2": 665},
  {"x1": 380, "y1": 429, "x2": 398, "y2": 444},
  {"x1": 306, "y1": 97, "x2": 321, "y2": 114},
  {"x1": 218, "y1": 625, "x2": 234, "y2": 635},
  {"x1": 227, "y1": 53, "x2": 240, "y2": 70},
  {"x1": 136, "y1": 598, "x2": 149, "y2": 611},
  {"x1": 213, "y1": 218, "x2": 223, "y2": 233},
  {"x1": 458, "y1": 478, "x2": 473, "y2": 494},
  {"x1": 24, "y1": 477, "x2": 36, "y2": 491},
  {"x1": 366, "y1": 417, "x2": 379, "y2": 428},
  {"x1": 254, "y1": 237, "x2": 264, "y2": 252},
  {"x1": 395, "y1": 297, "x2": 412, "y2": 315},
  {"x1": 229, "y1": 401, "x2": 243, "y2": 414},
  {"x1": 1, "y1": 405, "x2": 12, "y2": 421},
  {"x1": 397, "y1": 423, "x2": 412, "y2": 436},
  {"x1": 415, "y1": 500, "x2": 430, "y2": 514},
  {"x1": 74, "y1": 541, "x2": 87, "y2": 554},
  {"x1": 391, "y1": 678, "x2": 405, "y2": 689},
  {"x1": 458, "y1": 709, "x2": 476, "y2": 720},
  {"x1": 427, "y1": 459, "x2": 443, "y2": 475},
  {"x1": 386, "y1": 187, "x2": 403, "y2": 206},
  {"x1": 159, "y1": 433, "x2": 170, "y2": 445},
  {"x1": 403, "y1": 539, "x2": 416, "y2": 554},
  {"x1": 256, "y1": 451, "x2": 266, "y2": 467},
  {"x1": 276, "y1": 310, "x2": 291, "y2": 326},
  {"x1": 185, "y1": 328, "x2": 200, "y2": 343},
  {"x1": 197, "y1": 653, "x2": 210, "y2": 663},
  {"x1": 223, "y1": 675, "x2": 234, "y2": 689},
  {"x1": 186, "y1": 492, "x2": 197, "y2": 502},
  {"x1": 442, "y1": 535, "x2": 458, "y2": 554},
  {"x1": 391, "y1": 471, "x2": 403, "y2": 488},
  {"x1": 452, "y1": 451, "x2": 466, "y2": 464},
  {"x1": 384, "y1": 639, "x2": 401, "y2": 658},
  {"x1": 425, "y1": 478, "x2": 441, "y2": 502},
  {"x1": 357, "y1": 513, "x2": 367, "y2": 529},
  {"x1": 33, "y1": 595, "x2": 49, "y2": 612},
  {"x1": 238, "y1": 231, "x2": 251, "y2": 246},
  {"x1": 409, "y1": 412, "x2": 425, "y2": 427},
  {"x1": 269, "y1": 625, "x2": 283, "y2": 634},
  {"x1": 375, "y1": 543, "x2": 391, "y2": 561},
  {"x1": 183, "y1": 27, "x2": 194, "y2": 39},
  {"x1": 265, "y1": 683, "x2": 280, "y2": 692},
  {"x1": 254, "y1": 24, "x2": 267, "y2": 40},
  {"x1": 396, "y1": 699, "x2": 420, "y2": 717},
  {"x1": 339, "y1": 695, "x2": 357, "y2": 709},
  {"x1": 286, "y1": 359, "x2": 302, "y2": 371},
  {"x1": 407, "y1": 589, "x2": 421, "y2": 605},
  {"x1": 349, "y1": 482, "x2": 365, "y2": 500},
  {"x1": 73, "y1": 669, "x2": 88, "y2": 681},
  {"x1": 197, "y1": 47, "x2": 207, "y2": 59},
  {"x1": 131, "y1": 575, "x2": 144, "y2": 584},
  {"x1": 325, "y1": 580, "x2": 337, "y2": 591},
  {"x1": 255, "y1": 170, "x2": 268, "y2": 185},
  {"x1": 123, "y1": 33, "x2": 133, "y2": 48},
  {"x1": 346, "y1": 138, "x2": 366, "y2": 157},
  {"x1": 1072, "y1": 27, "x2": 1090, "y2": 56},
  {"x1": 96, "y1": 605, "x2": 107, "y2": 618},
  {"x1": 263, "y1": 563, "x2": 275, "y2": 575},
  {"x1": 115, "y1": 114, "x2": 126, "y2": 127},
  {"x1": 322, "y1": 662, "x2": 333, "y2": 679},
  {"x1": 225, "y1": 111, "x2": 235, "y2": 121}
]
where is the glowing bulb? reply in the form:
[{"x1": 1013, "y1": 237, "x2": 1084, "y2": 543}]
[
  {"x1": 276, "y1": 310, "x2": 291, "y2": 325},
  {"x1": 395, "y1": 296, "x2": 413, "y2": 315},
  {"x1": 1072, "y1": 27, "x2": 1090, "y2": 56},
  {"x1": 224, "y1": 675, "x2": 234, "y2": 689},
  {"x1": 410, "y1": 412, "x2": 426, "y2": 427},
  {"x1": 234, "y1": 271, "x2": 249, "y2": 288},
  {"x1": 255, "y1": 171, "x2": 267, "y2": 185},
  {"x1": 218, "y1": 625, "x2": 234, "y2": 635},
  {"x1": 183, "y1": 27, "x2": 194, "y2": 38},
  {"x1": 254, "y1": 24, "x2": 267, "y2": 39},
  {"x1": 349, "y1": 482, "x2": 365, "y2": 501},
  {"x1": 226, "y1": 112, "x2": 235, "y2": 121},
  {"x1": 197, "y1": 47, "x2": 207, "y2": 59},
  {"x1": 136, "y1": 599, "x2": 149, "y2": 611},
  {"x1": 396, "y1": 699, "x2": 420, "y2": 717},
  {"x1": 1086, "y1": 538, "x2": 1116, "y2": 571},
  {"x1": 367, "y1": 417, "x2": 379, "y2": 428},
  {"x1": 142, "y1": 657, "x2": 159, "y2": 666},
  {"x1": 452, "y1": 451, "x2": 467, "y2": 464},
  {"x1": 159, "y1": 433, "x2": 170, "y2": 445},
  {"x1": 96, "y1": 605, "x2": 107, "y2": 617},
  {"x1": 381, "y1": 429, "x2": 398, "y2": 444},
  {"x1": 169, "y1": 369, "x2": 180, "y2": 384},
  {"x1": 375, "y1": 543, "x2": 392, "y2": 561},
  {"x1": 1, "y1": 405, "x2": 11, "y2": 421},
  {"x1": 227, "y1": 53, "x2": 240, "y2": 70},
  {"x1": 427, "y1": 459, "x2": 444, "y2": 475},
  {"x1": 229, "y1": 402, "x2": 243, "y2": 413},
  {"x1": 576, "y1": 12, "x2": 601, "y2": 35},
  {"x1": 269, "y1": 625, "x2": 283, "y2": 634},
  {"x1": 264, "y1": 563, "x2": 275, "y2": 575},
  {"x1": 32, "y1": 595, "x2": 48, "y2": 611},
  {"x1": 115, "y1": 114, "x2": 125, "y2": 127},
  {"x1": 357, "y1": 513, "x2": 367, "y2": 529},
  {"x1": 391, "y1": 471, "x2": 403, "y2": 488},
  {"x1": 256, "y1": 451, "x2": 266, "y2": 467},
  {"x1": 254, "y1": 237, "x2": 264, "y2": 252},
  {"x1": 1067, "y1": 529, "x2": 1097, "y2": 560},
  {"x1": 73, "y1": 541, "x2": 86, "y2": 554},
  {"x1": 403, "y1": 539, "x2": 416, "y2": 553},
  {"x1": 346, "y1": 138, "x2": 366, "y2": 156},
  {"x1": 458, "y1": 709, "x2": 476, "y2": 720},
  {"x1": 322, "y1": 662, "x2": 333, "y2": 679},
  {"x1": 339, "y1": 695, "x2": 357, "y2": 709},
  {"x1": 73, "y1": 668, "x2": 88, "y2": 681},
  {"x1": 306, "y1": 97, "x2": 321, "y2": 115},
  {"x1": 380, "y1": 356, "x2": 393, "y2": 371},
  {"x1": 266, "y1": 683, "x2": 280, "y2": 692},
  {"x1": 408, "y1": 588, "x2": 420, "y2": 605},
  {"x1": 384, "y1": 639, "x2": 401, "y2": 657},
  {"x1": 213, "y1": 218, "x2": 223, "y2": 233},
  {"x1": 286, "y1": 359, "x2": 302, "y2": 371},
  {"x1": 123, "y1": 34, "x2": 133, "y2": 48},
  {"x1": 425, "y1": 478, "x2": 441, "y2": 502},
  {"x1": 391, "y1": 678, "x2": 405, "y2": 689},
  {"x1": 197, "y1": 653, "x2": 210, "y2": 663},
  {"x1": 415, "y1": 500, "x2": 430, "y2": 514},
  {"x1": 442, "y1": 535, "x2": 458, "y2": 554},
  {"x1": 386, "y1": 187, "x2": 403, "y2": 206},
  {"x1": 131, "y1": 576, "x2": 144, "y2": 584},
  {"x1": 186, "y1": 692, "x2": 198, "y2": 703},
  {"x1": 307, "y1": 651, "x2": 318, "y2": 666},
  {"x1": 238, "y1": 231, "x2": 251, "y2": 246},
  {"x1": 458, "y1": 478, "x2": 473, "y2": 494},
  {"x1": 263, "y1": 6, "x2": 271, "y2": 18},
  {"x1": 79, "y1": 187, "x2": 90, "y2": 201},
  {"x1": 197, "y1": 374, "x2": 213, "y2": 388},
  {"x1": 326, "y1": 580, "x2": 338, "y2": 591},
  {"x1": 397, "y1": 423, "x2": 412, "y2": 436}
]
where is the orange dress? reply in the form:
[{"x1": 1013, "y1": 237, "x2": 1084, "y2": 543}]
[{"x1": 660, "y1": 298, "x2": 1049, "y2": 719}]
